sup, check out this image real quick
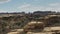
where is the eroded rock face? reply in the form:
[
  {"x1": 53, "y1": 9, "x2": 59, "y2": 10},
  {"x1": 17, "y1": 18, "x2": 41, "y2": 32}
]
[
  {"x1": 44, "y1": 15, "x2": 60, "y2": 27},
  {"x1": 24, "y1": 21, "x2": 45, "y2": 32},
  {"x1": 23, "y1": 15, "x2": 60, "y2": 32}
]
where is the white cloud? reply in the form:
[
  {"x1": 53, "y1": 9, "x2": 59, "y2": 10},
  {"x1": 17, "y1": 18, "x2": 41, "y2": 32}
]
[
  {"x1": 18, "y1": 4, "x2": 60, "y2": 12},
  {"x1": 19, "y1": 4, "x2": 31, "y2": 9},
  {"x1": 49, "y1": 3, "x2": 60, "y2": 6},
  {"x1": 0, "y1": 10, "x2": 17, "y2": 13},
  {"x1": 0, "y1": 0, "x2": 11, "y2": 4}
]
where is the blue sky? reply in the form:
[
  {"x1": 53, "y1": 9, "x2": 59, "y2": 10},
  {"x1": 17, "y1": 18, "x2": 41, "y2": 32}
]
[{"x1": 0, "y1": 0, "x2": 60, "y2": 13}]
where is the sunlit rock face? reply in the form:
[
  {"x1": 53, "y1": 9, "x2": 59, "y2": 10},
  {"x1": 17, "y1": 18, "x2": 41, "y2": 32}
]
[{"x1": 24, "y1": 21, "x2": 45, "y2": 32}]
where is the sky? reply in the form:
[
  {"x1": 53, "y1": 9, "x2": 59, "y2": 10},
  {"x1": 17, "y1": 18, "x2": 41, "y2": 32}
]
[{"x1": 0, "y1": 0, "x2": 60, "y2": 13}]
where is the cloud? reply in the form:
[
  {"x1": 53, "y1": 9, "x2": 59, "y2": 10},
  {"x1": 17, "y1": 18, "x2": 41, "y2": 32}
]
[
  {"x1": 0, "y1": 0, "x2": 11, "y2": 4},
  {"x1": 49, "y1": 3, "x2": 60, "y2": 6},
  {"x1": 18, "y1": 4, "x2": 60, "y2": 12},
  {"x1": 0, "y1": 10, "x2": 17, "y2": 13},
  {"x1": 19, "y1": 4, "x2": 31, "y2": 9}
]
